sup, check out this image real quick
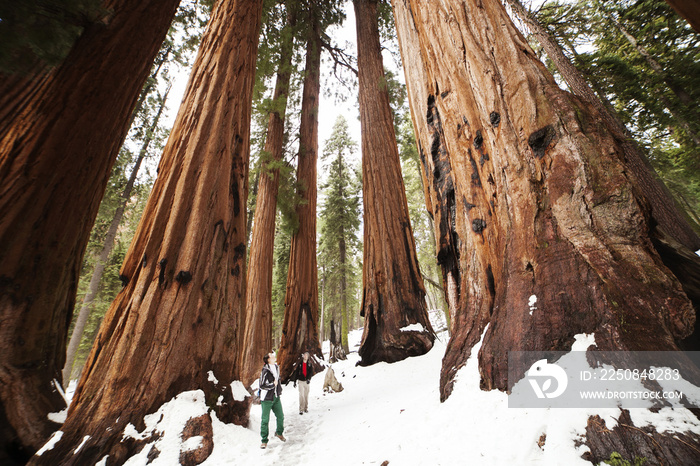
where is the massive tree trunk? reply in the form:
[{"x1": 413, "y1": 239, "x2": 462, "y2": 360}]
[
  {"x1": 664, "y1": 0, "x2": 700, "y2": 33},
  {"x1": 506, "y1": 0, "x2": 700, "y2": 253},
  {"x1": 62, "y1": 86, "x2": 171, "y2": 385},
  {"x1": 278, "y1": 16, "x2": 324, "y2": 382},
  {"x1": 392, "y1": 0, "x2": 695, "y2": 403},
  {"x1": 239, "y1": 7, "x2": 297, "y2": 388},
  {"x1": 29, "y1": 0, "x2": 264, "y2": 464},
  {"x1": 354, "y1": 0, "x2": 435, "y2": 366},
  {"x1": 0, "y1": 0, "x2": 180, "y2": 462}
]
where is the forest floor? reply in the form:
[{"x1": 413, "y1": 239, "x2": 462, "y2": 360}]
[{"x1": 56, "y1": 314, "x2": 700, "y2": 465}]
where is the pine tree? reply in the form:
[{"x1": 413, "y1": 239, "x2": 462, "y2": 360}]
[{"x1": 319, "y1": 116, "x2": 362, "y2": 355}]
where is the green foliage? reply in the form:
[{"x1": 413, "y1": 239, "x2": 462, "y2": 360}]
[
  {"x1": 0, "y1": 0, "x2": 106, "y2": 73},
  {"x1": 271, "y1": 216, "x2": 292, "y2": 347},
  {"x1": 318, "y1": 116, "x2": 362, "y2": 343},
  {"x1": 601, "y1": 451, "x2": 647, "y2": 466},
  {"x1": 534, "y1": 0, "x2": 700, "y2": 224}
]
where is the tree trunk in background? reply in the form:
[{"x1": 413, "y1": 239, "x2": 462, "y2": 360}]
[
  {"x1": 506, "y1": 0, "x2": 700, "y2": 252},
  {"x1": 392, "y1": 0, "x2": 695, "y2": 404},
  {"x1": 30, "y1": 0, "x2": 264, "y2": 463},
  {"x1": 339, "y1": 234, "x2": 350, "y2": 353},
  {"x1": 354, "y1": 0, "x2": 435, "y2": 366},
  {"x1": 239, "y1": 8, "x2": 297, "y2": 388},
  {"x1": 664, "y1": 0, "x2": 700, "y2": 33},
  {"x1": 0, "y1": 0, "x2": 180, "y2": 462},
  {"x1": 278, "y1": 17, "x2": 324, "y2": 382},
  {"x1": 62, "y1": 86, "x2": 171, "y2": 385}
]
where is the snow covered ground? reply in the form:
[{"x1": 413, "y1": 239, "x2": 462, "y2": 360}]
[{"x1": 51, "y1": 313, "x2": 700, "y2": 466}]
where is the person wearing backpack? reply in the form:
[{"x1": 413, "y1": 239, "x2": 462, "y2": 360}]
[
  {"x1": 291, "y1": 352, "x2": 314, "y2": 415},
  {"x1": 259, "y1": 352, "x2": 285, "y2": 449}
]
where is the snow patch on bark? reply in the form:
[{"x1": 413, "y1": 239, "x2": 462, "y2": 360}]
[
  {"x1": 207, "y1": 371, "x2": 219, "y2": 384},
  {"x1": 571, "y1": 333, "x2": 596, "y2": 351},
  {"x1": 230, "y1": 380, "x2": 249, "y2": 401},
  {"x1": 35, "y1": 431, "x2": 63, "y2": 456},
  {"x1": 181, "y1": 435, "x2": 203, "y2": 452},
  {"x1": 122, "y1": 390, "x2": 209, "y2": 465},
  {"x1": 52, "y1": 378, "x2": 68, "y2": 404},
  {"x1": 629, "y1": 406, "x2": 700, "y2": 435},
  {"x1": 400, "y1": 323, "x2": 425, "y2": 332},
  {"x1": 74, "y1": 435, "x2": 90, "y2": 454},
  {"x1": 48, "y1": 408, "x2": 68, "y2": 424},
  {"x1": 528, "y1": 295, "x2": 537, "y2": 315}
]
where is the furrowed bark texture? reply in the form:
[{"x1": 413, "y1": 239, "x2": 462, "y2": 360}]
[
  {"x1": 583, "y1": 409, "x2": 700, "y2": 465},
  {"x1": 355, "y1": 0, "x2": 435, "y2": 367},
  {"x1": 63, "y1": 87, "x2": 170, "y2": 385},
  {"x1": 278, "y1": 21, "x2": 324, "y2": 382},
  {"x1": 506, "y1": 0, "x2": 700, "y2": 254},
  {"x1": 0, "y1": 0, "x2": 179, "y2": 462},
  {"x1": 392, "y1": 0, "x2": 695, "y2": 401},
  {"x1": 664, "y1": 0, "x2": 700, "y2": 33},
  {"x1": 239, "y1": 9, "x2": 297, "y2": 388},
  {"x1": 29, "y1": 0, "x2": 264, "y2": 463}
]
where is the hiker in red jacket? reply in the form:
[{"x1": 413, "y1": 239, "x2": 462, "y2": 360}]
[{"x1": 291, "y1": 352, "x2": 314, "y2": 415}]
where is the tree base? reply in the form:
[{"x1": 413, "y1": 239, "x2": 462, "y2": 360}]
[{"x1": 582, "y1": 409, "x2": 700, "y2": 465}]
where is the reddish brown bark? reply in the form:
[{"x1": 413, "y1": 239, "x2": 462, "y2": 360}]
[
  {"x1": 506, "y1": 0, "x2": 700, "y2": 252},
  {"x1": 664, "y1": 1, "x2": 700, "y2": 34},
  {"x1": 239, "y1": 8, "x2": 297, "y2": 388},
  {"x1": 354, "y1": 0, "x2": 435, "y2": 366},
  {"x1": 278, "y1": 18, "x2": 324, "y2": 382},
  {"x1": 0, "y1": 0, "x2": 180, "y2": 461},
  {"x1": 584, "y1": 409, "x2": 700, "y2": 465},
  {"x1": 392, "y1": 0, "x2": 695, "y2": 402},
  {"x1": 28, "y1": 0, "x2": 264, "y2": 463}
]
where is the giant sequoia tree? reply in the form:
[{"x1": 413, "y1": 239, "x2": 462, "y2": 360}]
[
  {"x1": 239, "y1": 2, "x2": 298, "y2": 388},
  {"x1": 506, "y1": 0, "x2": 700, "y2": 252},
  {"x1": 354, "y1": 0, "x2": 435, "y2": 366},
  {"x1": 0, "y1": 0, "x2": 180, "y2": 461},
  {"x1": 30, "y1": 0, "x2": 264, "y2": 463},
  {"x1": 391, "y1": 0, "x2": 695, "y2": 410},
  {"x1": 278, "y1": 7, "x2": 324, "y2": 381}
]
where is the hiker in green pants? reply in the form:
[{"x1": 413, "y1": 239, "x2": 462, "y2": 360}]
[{"x1": 259, "y1": 352, "x2": 285, "y2": 449}]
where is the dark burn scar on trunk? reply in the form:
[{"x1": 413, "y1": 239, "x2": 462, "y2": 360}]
[
  {"x1": 472, "y1": 218, "x2": 486, "y2": 233},
  {"x1": 490, "y1": 112, "x2": 501, "y2": 127},
  {"x1": 486, "y1": 265, "x2": 496, "y2": 297},
  {"x1": 159, "y1": 258, "x2": 168, "y2": 287},
  {"x1": 528, "y1": 125, "x2": 557, "y2": 159},
  {"x1": 233, "y1": 243, "x2": 245, "y2": 262},
  {"x1": 119, "y1": 275, "x2": 129, "y2": 287},
  {"x1": 463, "y1": 196, "x2": 476, "y2": 211},
  {"x1": 176, "y1": 271, "x2": 192, "y2": 284},
  {"x1": 474, "y1": 130, "x2": 483, "y2": 150}
]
